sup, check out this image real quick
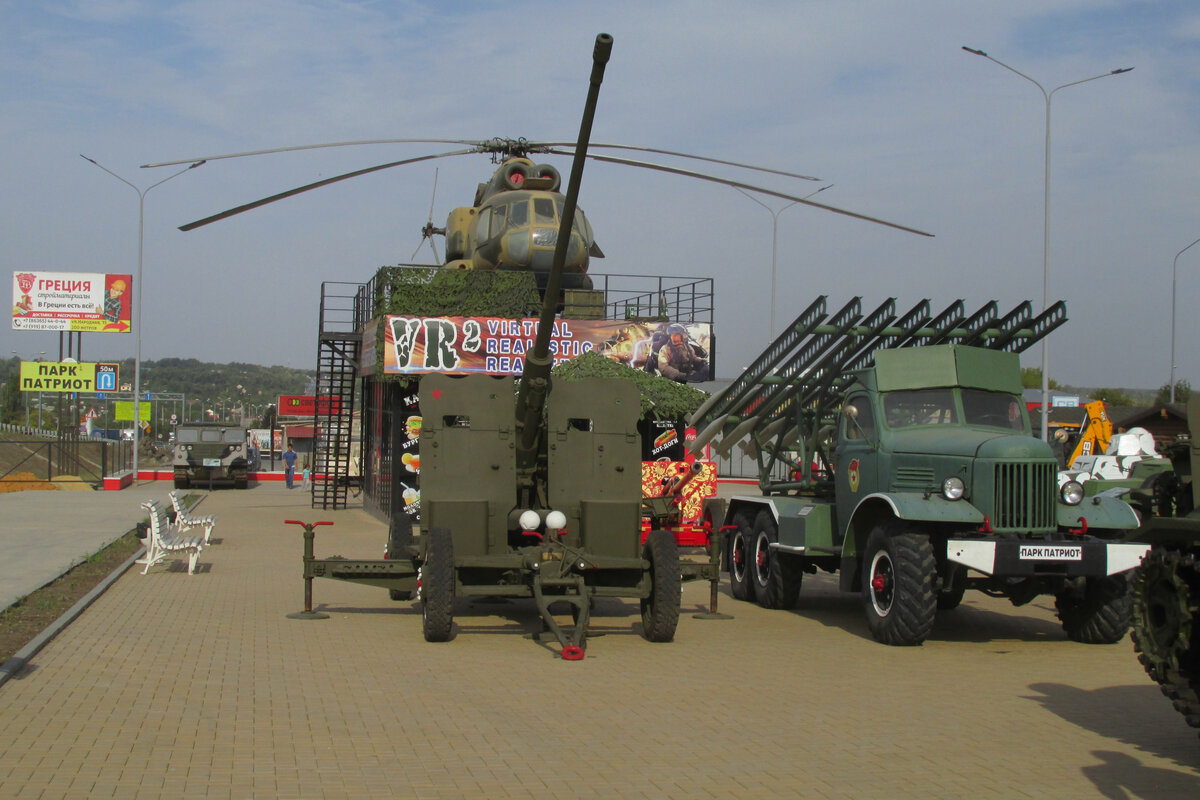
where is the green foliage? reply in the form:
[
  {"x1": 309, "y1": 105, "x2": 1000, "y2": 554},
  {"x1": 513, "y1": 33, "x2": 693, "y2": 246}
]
[
  {"x1": 551, "y1": 350, "x2": 708, "y2": 420},
  {"x1": 0, "y1": 361, "x2": 21, "y2": 424},
  {"x1": 116, "y1": 358, "x2": 311, "y2": 410},
  {"x1": 1155, "y1": 379, "x2": 1192, "y2": 405},
  {"x1": 372, "y1": 267, "x2": 541, "y2": 318},
  {"x1": 1021, "y1": 367, "x2": 1062, "y2": 391},
  {"x1": 1091, "y1": 388, "x2": 1135, "y2": 407}
]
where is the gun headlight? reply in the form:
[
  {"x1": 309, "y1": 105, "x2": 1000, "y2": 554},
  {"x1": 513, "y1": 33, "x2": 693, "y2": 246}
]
[
  {"x1": 518, "y1": 510, "x2": 541, "y2": 531},
  {"x1": 1060, "y1": 480, "x2": 1084, "y2": 506},
  {"x1": 942, "y1": 476, "x2": 965, "y2": 501},
  {"x1": 545, "y1": 510, "x2": 567, "y2": 531}
]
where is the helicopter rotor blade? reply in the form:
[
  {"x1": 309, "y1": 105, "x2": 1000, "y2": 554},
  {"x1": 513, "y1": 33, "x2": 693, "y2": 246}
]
[
  {"x1": 178, "y1": 148, "x2": 478, "y2": 231},
  {"x1": 583, "y1": 143, "x2": 822, "y2": 183},
  {"x1": 544, "y1": 149, "x2": 933, "y2": 237},
  {"x1": 142, "y1": 139, "x2": 485, "y2": 169}
]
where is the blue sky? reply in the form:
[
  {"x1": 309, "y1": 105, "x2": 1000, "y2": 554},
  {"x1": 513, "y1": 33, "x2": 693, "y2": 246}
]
[{"x1": 3, "y1": 1, "x2": 1200, "y2": 392}]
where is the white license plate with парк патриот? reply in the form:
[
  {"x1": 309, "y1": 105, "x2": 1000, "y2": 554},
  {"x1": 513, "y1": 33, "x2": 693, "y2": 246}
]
[{"x1": 1019, "y1": 545, "x2": 1082, "y2": 561}]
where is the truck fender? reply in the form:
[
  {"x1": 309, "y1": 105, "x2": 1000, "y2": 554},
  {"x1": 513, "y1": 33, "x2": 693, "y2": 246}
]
[
  {"x1": 1058, "y1": 489, "x2": 1139, "y2": 531},
  {"x1": 839, "y1": 493, "x2": 985, "y2": 592}
]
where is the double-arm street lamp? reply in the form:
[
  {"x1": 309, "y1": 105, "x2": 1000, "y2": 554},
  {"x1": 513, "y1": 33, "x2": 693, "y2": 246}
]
[
  {"x1": 735, "y1": 184, "x2": 834, "y2": 342},
  {"x1": 81, "y1": 155, "x2": 204, "y2": 482},
  {"x1": 962, "y1": 47, "x2": 1132, "y2": 440},
  {"x1": 1170, "y1": 237, "x2": 1200, "y2": 404}
]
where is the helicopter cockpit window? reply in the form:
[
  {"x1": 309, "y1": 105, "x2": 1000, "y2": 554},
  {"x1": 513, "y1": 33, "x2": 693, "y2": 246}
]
[
  {"x1": 476, "y1": 208, "x2": 492, "y2": 238},
  {"x1": 508, "y1": 200, "x2": 528, "y2": 227},
  {"x1": 489, "y1": 204, "x2": 507, "y2": 237},
  {"x1": 533, "y1": 197, "x2": 556, "y2": 224}
]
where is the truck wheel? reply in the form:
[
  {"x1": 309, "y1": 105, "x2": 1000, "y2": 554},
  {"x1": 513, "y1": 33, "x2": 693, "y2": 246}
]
[
  {"x1": 1055, "y1": 574, "x2": 1132, "y2": 644},
  {"x1": 728, "y1": 510, "x2": 755, "y2": 601},
  {"x1": 421, "y1": 526, "x2": 455, "y2": 642},
  {"x1": 233, "y1": 469, "x2": 248, "y2": 490},
  {"x1": 861, "y1": 523, "x2": 936, "y2": 646},
  {"x1": 641, "y1": 528, "x2": 681, "y2": 642},
  {"x1": 173, "y1": 475, "x2": 189, "y2": 490},
  {"x1": 750, "y1": 509, "x2": 802, "y2": 609}
]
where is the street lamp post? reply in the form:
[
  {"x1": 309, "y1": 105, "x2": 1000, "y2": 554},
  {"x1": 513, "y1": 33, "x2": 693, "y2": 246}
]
[
  {"x1": 1170, "y1": 236, "x2": 1200, "y2": 404},
  {"x1": 735, "y1": 184, "x2": 833, "y2": 342},
  {"x1": 81, "y1": 155, "x2": 204, "y2": 483},
  {"x1": 962, "y1": 47, "x2": 1131, "y2": 440}
]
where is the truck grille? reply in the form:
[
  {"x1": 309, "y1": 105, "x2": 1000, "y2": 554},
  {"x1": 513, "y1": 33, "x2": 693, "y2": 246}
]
[{"x1": 992, "y1": 461, "x2": 1055, "y2": 530}]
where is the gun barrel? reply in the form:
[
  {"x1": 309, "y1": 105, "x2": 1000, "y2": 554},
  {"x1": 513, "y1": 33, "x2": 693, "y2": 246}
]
[{"x1": 515, "y1": 34, "x2": 613, "y2": 470}]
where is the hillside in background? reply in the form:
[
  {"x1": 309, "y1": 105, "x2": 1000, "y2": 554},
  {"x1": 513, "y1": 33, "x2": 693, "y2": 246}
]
[{"x1": 0, "y1": 356, "x2": 313, "y2": 427}]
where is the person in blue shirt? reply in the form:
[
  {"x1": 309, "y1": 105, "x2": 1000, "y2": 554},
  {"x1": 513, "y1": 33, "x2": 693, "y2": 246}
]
[{"x1": 283, "y1": 443, "x2": 298, "y2": 488}]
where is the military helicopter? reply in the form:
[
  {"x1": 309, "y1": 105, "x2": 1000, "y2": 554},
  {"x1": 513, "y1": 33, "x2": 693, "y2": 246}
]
[{"x1": 144, "y1": 136, "x2": 932, "y2": 290}]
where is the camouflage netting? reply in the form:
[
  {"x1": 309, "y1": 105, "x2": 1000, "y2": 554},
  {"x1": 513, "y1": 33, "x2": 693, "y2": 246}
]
[
  {"x1": 372, "y1": 267, "x2": 541, "y2": 318},
  {"x1": 551, "y1": 350, "x2": 709, "y2": 421}
]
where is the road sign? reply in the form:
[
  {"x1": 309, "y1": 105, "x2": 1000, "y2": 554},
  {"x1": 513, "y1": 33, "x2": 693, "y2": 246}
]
[{"x1": 95, "y1": 363, "x2": 118, "y2": 392}]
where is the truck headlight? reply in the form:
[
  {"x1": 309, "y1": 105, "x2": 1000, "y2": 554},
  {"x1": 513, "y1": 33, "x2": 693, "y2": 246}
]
[
  {"x1": 518, "y1": 510, "x2": 541, "y2": 531},
  {"x1": 942, "y1": 476, "x2": 965, "y2": 501},
  {"x1": 1060, "y1": 480, "x2": 1084, "y2": 506}
]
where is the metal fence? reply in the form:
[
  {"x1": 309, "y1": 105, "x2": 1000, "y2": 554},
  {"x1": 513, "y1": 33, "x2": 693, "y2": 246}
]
[{"x1": 0, "y1": 427, "x2": 131, "y2": 486}]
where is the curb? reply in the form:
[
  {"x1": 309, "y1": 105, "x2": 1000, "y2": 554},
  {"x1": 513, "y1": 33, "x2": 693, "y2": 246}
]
[{"x1": 0, "y1": 545, "x2": 146, "y2": 690}]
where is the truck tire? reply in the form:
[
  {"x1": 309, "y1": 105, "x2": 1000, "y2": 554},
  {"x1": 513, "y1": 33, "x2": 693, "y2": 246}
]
[
  {"x1": 750, "y1": 509, "x2": 802, "y2": 609},
  {"x1": 728, "y1": 510, "x2": 755, "y2": 601},
  {"x1": 862, "y1": 522, "x2": 936, "y2": 646},
  {"x1": 421, "y1": 526, "x2": 455, "y2": 642},
  {"x1": 641, "y1": 528, "x2": 681, "y2": 642},
  {"x1": 1055, "y1": 574, "x2": 1132, "y2": 644},
  {"x1": 233, "y1": 468, "x2": 248, "y2": 490},
  {"x1": 173, "y1": 474, "x2": 189, "y2": 490}
]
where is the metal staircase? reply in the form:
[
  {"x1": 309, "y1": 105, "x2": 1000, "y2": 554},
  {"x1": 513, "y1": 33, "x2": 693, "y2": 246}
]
[{"x1": 313, "y1": 282, "x2": 365, "y2": 509}]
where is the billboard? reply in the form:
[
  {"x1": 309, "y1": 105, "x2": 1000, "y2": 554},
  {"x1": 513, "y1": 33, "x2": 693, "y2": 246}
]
[
  {"x1": 371, "y1": 315, "x2": 713, "y2": 382},
  {"x1": 277, "y1": 395, "x2": 343, "y2": 416},
  {"x1": 12, "y1": 271, "x2": 133, "y2": 333},
  {"x1": 19, "y1": 361, "x2": 120, "y2": 393}
]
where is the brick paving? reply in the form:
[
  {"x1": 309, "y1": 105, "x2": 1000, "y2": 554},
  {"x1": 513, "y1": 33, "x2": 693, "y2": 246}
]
[{"x1": 1, "y1": 485, "x2": 1198, "y2": 798}]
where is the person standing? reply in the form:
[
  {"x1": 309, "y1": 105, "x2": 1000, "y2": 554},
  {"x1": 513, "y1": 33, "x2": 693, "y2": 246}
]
[{"x1": 283, "y1": 443, "x2": 298, "y2": 488}]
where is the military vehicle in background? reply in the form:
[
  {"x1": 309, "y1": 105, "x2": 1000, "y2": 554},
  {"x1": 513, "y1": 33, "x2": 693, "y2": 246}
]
[
  {"x1": 172, "y1": 422, "x2": 252, "y2": 489},
  {"x1": 689, "y1": 296, "x2": 1147, "y2": 646},
  {"x1": 1128, "y1": 398, "x2": 1200, "y2": 737}
]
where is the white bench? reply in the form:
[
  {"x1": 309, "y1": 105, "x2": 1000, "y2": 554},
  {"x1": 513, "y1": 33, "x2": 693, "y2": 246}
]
[
  {"x1": 139, "y1": 500, "x2": 204, "y2": 575},
  {"x1": 168, "y1": 489, "x2": 216, "y2": 545}
]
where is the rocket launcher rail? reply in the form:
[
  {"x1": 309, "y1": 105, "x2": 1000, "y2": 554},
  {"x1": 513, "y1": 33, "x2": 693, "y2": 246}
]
[{"x1": 687, "y1": 296, "x2": 1065, "y2": 490}]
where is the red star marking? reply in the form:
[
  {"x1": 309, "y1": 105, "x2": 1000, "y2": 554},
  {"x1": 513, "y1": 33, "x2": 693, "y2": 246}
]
[{"x1": 432, "y1": 388, "x2": 443, "y2": 399}]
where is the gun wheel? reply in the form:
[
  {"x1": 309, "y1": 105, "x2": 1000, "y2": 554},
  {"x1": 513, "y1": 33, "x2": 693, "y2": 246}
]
[
  {"x1": 421, "y1": 526, "x2": 455, "y2": 642},
  {"x1": 641, "y1": 528, "x2": 680, "y2": 642},
  {"x1": 1132, "y1": 548, "x2": 1200, "y2": 731}
]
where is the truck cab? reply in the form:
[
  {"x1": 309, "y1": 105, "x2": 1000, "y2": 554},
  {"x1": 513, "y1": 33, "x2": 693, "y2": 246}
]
[{"x1": 173, "y1": 423, "x2": 252, "y2": 489}]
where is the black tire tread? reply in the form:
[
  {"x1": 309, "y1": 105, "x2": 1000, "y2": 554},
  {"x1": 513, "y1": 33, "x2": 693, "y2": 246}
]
[
  {"x1": 862, "y1": 525, "x2": 936, "y2": 646},
  {"x1": 421, "y1": 526, "x2": 455, "y2": 642},
  {"x1": 642, "y1": 529, "x2": 681, "y2": 642},
  {"x1": 1055, "y1": 575, "x2": 1132, "y2": 644}
]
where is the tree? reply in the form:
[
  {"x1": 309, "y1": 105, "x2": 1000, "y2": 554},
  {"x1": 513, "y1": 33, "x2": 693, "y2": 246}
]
[
  {"x1": 1021, "y1": 367, "x2": 1062, "y2": 391},
  {"x1": 0, "y1": 366, "x2": 22, "y2": 425},
  {"x1": 1155, "y1": 379, "x2": 1192, "y2": 406},
  {"x1": 1092, "y1": 388, "x2": 1135, "y2": 407}
]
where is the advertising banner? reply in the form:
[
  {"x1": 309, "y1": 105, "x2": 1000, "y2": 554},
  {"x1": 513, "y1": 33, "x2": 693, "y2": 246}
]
[
  {"x1": 114, "y1": 401, "x2": 152, "y2": 422},
  {"x1": 277, "y1": 395, "x2": 343, "y2": 416},
  {"x1": 379, "y1": 315, "x2": 713, "y2": 382},
  {"x1": 12, "y1": 271, "x2": 133, "y2": 333},
  {"x1": 19, "y1": 361, "x2": 119, "y2": 393}
]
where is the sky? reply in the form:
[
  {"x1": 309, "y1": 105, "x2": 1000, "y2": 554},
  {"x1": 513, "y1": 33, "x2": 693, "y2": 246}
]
[{"x1": 3, "y1": 0, "x2": 1199, "y2": 392}]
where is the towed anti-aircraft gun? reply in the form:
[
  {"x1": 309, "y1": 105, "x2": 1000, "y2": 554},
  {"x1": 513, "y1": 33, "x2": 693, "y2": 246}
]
[
  {"x1": 298, "y1": 34, "x2": 714, "y2": 658},
  {"x1": 690, "y1": 296, "x2": 1147, "y2": 646}
]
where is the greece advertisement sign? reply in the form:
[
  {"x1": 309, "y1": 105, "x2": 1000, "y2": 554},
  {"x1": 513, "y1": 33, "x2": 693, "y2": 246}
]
[
  {"x1": 376, "y1": 315, "x2": 713, "y2": 382},
  {"x1": 11, "y1": 271, "x2": 133, "y2": 333}
]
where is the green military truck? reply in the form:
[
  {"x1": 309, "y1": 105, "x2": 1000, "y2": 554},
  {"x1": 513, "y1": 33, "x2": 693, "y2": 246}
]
[
  {"x1": 691, "y1": 296, "x2": 1147, "y2": 646},
  {"x1": 173, "y1": 422, "x2": 253, "y2": 489}
]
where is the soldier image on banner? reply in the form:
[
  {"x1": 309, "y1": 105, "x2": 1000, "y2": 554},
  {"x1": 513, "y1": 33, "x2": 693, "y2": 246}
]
[{"x1": 642, "y1": 323, "x2": 710, "y2": 383}]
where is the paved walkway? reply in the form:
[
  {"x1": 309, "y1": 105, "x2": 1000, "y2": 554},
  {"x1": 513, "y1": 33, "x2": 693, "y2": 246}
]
[
  {"x1": 0, "y1": 482, "x2": 175, "y2": 612},
  {"x1": 0, "y1": 484, "x2": 1198, "y2": 798}
]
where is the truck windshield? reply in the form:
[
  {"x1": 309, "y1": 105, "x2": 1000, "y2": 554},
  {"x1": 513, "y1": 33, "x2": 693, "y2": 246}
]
[
  {"x1": 883, "y1": 390, "x2": 957, "y2": 429},
  {"x1": 961, "y1": 389, "x2": 1025, "y2": 431},
  {"x1": 177, "y1": 429, "x2": 200, "y2": 444}
]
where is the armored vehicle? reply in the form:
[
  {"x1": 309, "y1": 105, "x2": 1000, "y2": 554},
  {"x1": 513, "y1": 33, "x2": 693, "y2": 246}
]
[
  {"x1": 691, "y1": 296, "x2": 1147, "y2": 646},
  {"x1": 172, "y1": 423, "x2": 252, "y2": 489},
  {"x1": 1128, "y1": 398, "x2": 1200, "y2": 737}
]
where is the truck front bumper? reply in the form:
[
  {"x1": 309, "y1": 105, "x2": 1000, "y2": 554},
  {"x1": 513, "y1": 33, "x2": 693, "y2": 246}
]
[{"x1": 946, "y1": 539, "x2": 1149, "y2": 577}]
